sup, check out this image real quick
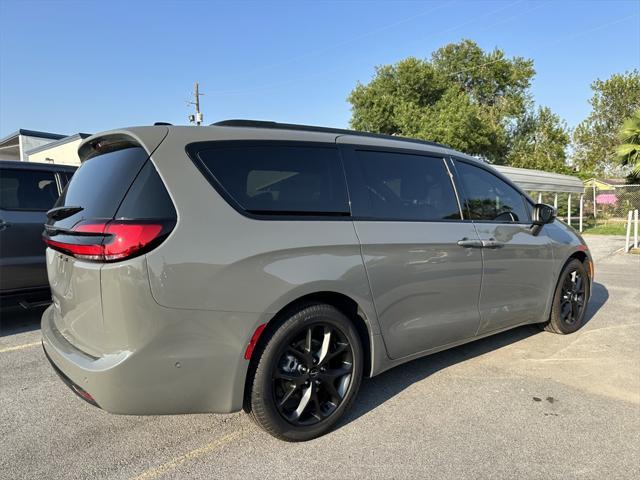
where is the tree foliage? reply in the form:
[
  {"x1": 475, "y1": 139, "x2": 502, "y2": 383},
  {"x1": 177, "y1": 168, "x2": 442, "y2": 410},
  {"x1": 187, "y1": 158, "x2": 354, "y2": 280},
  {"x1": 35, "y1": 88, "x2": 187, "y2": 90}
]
[
  {"x1": 348, "y1": 41, "x2": 640, "y2": 175},
  {"x1": 507, "y1": 106, "x2": 571, "y2": 174},
  {"x1": 572, "y1": 70, "x2": 640, "y2": 175},
  {"x1": 616, "y1": 109, "x2": 640, "y2": 175},
  {"x1": 348, "y1": 40, "x2": 535, "y2": 163}
]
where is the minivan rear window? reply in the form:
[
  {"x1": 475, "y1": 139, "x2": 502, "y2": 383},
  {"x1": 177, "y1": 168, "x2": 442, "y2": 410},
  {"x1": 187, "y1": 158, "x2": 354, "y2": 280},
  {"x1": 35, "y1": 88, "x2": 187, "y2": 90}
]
[
  {"x1": 52, "y1": 146, "x2": 149, "y2": 229},
  {"x1": 116, "y1": 160, "x2": 176, "y2": 219},
  {"x1": 192, "y1": 143, "x2": 350, "y2": 216}
]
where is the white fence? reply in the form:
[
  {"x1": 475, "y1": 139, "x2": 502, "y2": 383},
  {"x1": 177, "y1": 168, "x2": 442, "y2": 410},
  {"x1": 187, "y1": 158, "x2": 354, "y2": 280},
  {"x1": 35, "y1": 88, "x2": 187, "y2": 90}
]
[
  {"x1": 625, "y1": 209, "x2": 639, "y2": 252},
  {"x1": 586, "y1": 184, "x2": 640, "y2": 232}
]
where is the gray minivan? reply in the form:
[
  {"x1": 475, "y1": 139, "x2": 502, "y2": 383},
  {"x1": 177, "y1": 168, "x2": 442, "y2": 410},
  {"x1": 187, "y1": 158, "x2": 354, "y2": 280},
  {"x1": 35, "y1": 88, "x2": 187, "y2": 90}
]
[
  {"x1": 0, "y1": 160, "x2": 75, "y2": 308},
  {"x1": 41, "y1": 121, "x2": 592, "y2": 441}
]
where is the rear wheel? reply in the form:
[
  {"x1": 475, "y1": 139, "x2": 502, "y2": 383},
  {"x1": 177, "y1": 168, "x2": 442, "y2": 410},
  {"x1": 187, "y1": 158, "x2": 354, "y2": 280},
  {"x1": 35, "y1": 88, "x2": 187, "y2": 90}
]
[
  {"x1": 248, "y1": 303, "x2": 363, "y2": 441},
  {"x1": 542, "y1": 259, "x2": 590, "y2": 334}
]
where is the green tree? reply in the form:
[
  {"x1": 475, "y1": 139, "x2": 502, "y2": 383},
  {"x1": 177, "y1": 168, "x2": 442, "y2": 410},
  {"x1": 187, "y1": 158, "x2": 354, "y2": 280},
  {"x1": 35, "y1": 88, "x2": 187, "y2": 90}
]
[
  {"x1": 572, "y1": 70, "x2": 640, "y2": 175},
  {"x1": 430, "y1": 40, "x2": 534, "y2": 119},
  {"x1": 616, "y1": 109, "x2": 640, "y2": 175},
  {"x1": 507, "y1": 106, "x2": 571, "y2": 174},
  {"x1": 348, "y1": 40, "x2": 535, "y2": 163}
]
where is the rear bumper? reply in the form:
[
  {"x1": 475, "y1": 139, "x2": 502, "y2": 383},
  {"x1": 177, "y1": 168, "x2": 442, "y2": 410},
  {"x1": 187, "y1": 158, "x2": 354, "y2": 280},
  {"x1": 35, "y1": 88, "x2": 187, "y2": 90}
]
[
  {"x1": 41, "y1": 304, "x2": 260, "y2": 415},
  {"x1": 42, "y1": 344, "x2": 100, "y2": 407}
]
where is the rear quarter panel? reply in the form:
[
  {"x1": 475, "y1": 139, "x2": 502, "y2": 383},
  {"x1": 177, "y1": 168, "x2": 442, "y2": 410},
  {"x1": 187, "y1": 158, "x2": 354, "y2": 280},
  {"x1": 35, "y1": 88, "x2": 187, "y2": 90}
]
[{"x1": 144, "y1": 128, "x2": 380, "y2": 336}]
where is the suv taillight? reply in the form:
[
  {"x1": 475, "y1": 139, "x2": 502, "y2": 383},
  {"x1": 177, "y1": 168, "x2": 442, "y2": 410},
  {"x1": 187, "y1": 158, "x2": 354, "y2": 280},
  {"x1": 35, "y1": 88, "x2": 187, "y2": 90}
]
[{"x1": 44, "y1": 219, "x2": 173, "y2": 262}]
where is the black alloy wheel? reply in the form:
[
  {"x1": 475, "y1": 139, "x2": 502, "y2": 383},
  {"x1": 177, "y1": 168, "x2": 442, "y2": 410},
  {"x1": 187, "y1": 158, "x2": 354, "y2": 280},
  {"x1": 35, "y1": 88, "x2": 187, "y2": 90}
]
[
  {"x1": 543, "y1": 258, "x2": 590, "y2": 334},
  {"x1": 559, "y1": 269, "x2": 587, "y2": 326},
  {"x1": 247, "y1": 303, "x2": 363, "y2": 441},
  {"x1": 272, "y1": 323, "x2": 353, "y2": 425}
]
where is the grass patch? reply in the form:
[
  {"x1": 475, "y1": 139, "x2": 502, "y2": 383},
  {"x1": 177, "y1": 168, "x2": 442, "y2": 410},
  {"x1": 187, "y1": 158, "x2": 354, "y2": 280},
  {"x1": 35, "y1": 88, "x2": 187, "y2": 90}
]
[{"x1": 581, "y1": 223, "x2": 628, "y2": 235}]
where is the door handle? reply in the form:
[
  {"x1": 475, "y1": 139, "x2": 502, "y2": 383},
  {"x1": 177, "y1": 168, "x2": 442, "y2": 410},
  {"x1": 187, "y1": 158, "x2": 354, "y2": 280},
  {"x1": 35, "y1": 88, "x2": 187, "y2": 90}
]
[
  {"x1": 0, "y1": 220, "x2": 11, "y2": 231},
  {"x1": 481, "y1": 239, "x2": 504, "y2": 249},
  {"x1": 457, "y1": 238, "x2": 483, "y2": 248}
]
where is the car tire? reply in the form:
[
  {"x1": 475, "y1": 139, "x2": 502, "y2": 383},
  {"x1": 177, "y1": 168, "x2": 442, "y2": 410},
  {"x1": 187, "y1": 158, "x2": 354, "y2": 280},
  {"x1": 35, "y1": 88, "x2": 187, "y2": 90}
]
[
  {"x1": 541, "y1": 259, "x2": 590, "y2": 334},
  {"x1": 247, "y1": 303, "x2": 363, "y2": 441}
]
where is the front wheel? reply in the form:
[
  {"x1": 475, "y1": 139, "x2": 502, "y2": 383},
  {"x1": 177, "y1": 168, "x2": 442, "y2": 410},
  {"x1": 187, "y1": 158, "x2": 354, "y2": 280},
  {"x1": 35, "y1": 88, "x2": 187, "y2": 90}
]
[
  {"x1": 247, "y1": 303, "x2": 363, "y2": 441},
  {"x1": 542, "y1": 259, "x2": 590, "y2": 334}
]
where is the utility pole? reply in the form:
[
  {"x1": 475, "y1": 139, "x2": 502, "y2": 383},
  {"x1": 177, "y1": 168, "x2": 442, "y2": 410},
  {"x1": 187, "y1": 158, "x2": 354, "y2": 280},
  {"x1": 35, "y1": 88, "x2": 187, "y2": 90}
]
[{"x1": 188, "y1": 81, "x2": 204, "y2": 125}]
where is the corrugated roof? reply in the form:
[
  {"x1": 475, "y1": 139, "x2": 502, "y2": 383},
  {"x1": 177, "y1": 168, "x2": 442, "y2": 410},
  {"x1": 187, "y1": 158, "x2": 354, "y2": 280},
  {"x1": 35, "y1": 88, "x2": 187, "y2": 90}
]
[
  {"x1": 0, "y1": 129, "x2": 67, "y2": 146},
  {"x1": 494, "y1": 165, "x2": 584, "y2": 194},
  {"x1": 25, "y1": 133, "x2": 91, "y2": 155}
]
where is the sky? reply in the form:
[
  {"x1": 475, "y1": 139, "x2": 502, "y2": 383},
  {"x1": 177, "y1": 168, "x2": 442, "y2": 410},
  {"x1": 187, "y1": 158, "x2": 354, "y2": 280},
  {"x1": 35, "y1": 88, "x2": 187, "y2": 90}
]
[{"x1": 0, "y1": 0, "x2": 639, "y2": 138}]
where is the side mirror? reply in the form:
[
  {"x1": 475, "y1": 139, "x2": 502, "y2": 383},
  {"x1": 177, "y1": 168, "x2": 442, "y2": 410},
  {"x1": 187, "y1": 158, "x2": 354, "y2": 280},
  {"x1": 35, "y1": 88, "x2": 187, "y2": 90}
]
[{"x1": 532, "y1": 203, "x2": 556, "y2": 226}]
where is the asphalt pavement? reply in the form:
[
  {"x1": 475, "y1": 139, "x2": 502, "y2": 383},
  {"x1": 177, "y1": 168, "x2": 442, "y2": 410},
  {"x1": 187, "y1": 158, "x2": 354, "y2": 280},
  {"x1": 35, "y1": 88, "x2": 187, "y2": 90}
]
[{"x1": 1, "y1": 234, "x2": 638, "y2": 480}]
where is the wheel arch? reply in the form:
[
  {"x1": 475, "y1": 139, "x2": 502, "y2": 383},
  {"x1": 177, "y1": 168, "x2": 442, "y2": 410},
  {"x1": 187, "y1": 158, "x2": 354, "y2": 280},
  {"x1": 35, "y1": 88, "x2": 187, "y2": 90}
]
[
  {"x1": 568, "y1": 250, "x2": 587, "y2": 264},
  {"x1": 242, "y1": 290, "x2": 375, "y2": 412},
  {"x1": 563, "y1": 246, "x2": 593, "y2": 283}
]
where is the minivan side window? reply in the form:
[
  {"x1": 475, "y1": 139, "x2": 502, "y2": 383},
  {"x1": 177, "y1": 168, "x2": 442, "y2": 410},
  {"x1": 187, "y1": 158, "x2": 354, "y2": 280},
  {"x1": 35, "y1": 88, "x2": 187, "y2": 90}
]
[
  {"x1": 454, "y1": 160, "x2": 529, "y2": 223},
  {"x1": 352, "y1": 150, "x2": 461, "y2": 221},
  {"x1": 0, "y1": 168, "x2": 59, "y2": 211},
  {"x1": 193, "y1": 144, "x2": 350, "y2": 216}
]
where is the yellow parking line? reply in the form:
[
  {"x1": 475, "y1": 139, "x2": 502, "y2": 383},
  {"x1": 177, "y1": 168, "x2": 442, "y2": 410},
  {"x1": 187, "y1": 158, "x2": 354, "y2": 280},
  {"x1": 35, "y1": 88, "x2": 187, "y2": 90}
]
[
  {"x1": 131, "y1": 430, "x2": 244, "y2": 480},
  {"x1": 0, "y1": 341, "x2": 40, "y2": 354}
]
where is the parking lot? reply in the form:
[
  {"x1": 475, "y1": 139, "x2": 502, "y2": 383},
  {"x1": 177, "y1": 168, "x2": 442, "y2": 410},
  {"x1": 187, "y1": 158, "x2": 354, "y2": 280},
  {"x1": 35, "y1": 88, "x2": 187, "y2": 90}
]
[{"x1": 1, "y1": 235, "x2": 638, "y2": 480}]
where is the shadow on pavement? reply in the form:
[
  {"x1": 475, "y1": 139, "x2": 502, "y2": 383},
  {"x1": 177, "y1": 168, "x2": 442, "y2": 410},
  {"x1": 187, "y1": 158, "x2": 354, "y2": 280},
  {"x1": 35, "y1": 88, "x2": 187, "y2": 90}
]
[
  {"x1": 0, "y1": 306, "x2": 47, "y2": 337},
  {"x1": 582, "y1": 281, "x2": 608, "y2": 327},
  {"x1": 341, "y1": 281, "x2": 609, "y2": 429}
]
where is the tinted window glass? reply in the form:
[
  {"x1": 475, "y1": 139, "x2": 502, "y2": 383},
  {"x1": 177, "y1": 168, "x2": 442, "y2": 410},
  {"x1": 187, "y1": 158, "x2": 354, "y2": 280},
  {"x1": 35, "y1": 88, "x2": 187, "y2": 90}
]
[
  {"x1": 354, "y1": 150, "x2": 461, "y2": 220},
  {"x1": 0, "y1": 168, "x2": 58, "y2": 211},
  {"x1": 195, "y1": 144, "x2": 349, "y2": 215},
  {"x1": 58, "y1": 171, "x2": 74, "y2": 190},
  {"x1": 116, "y1": 161, "x2": 176, "y2": 219},
  {"x1": 52, "y1": 147, "x2": 148, "y2": 229},
  {"x1": 522, "y1": 197, "x2": 534, "y2": 219},
  {"x1": 455, "y1": 161, "x2": 529, "y2": 222}
]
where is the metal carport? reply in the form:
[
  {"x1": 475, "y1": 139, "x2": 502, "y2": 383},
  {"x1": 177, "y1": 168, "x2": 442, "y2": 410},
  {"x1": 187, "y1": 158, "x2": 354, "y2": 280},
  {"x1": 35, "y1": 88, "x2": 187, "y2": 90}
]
[{"x1": 495, "y1": 165, "x2": 585, "y2": 232}]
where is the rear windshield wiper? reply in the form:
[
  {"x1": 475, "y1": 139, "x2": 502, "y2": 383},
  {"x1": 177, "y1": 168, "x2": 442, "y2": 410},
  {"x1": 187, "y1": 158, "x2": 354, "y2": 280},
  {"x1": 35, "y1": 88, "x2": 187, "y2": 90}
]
[{"x1": 46, "y1": 205, "x2": 84, "y2": 221}]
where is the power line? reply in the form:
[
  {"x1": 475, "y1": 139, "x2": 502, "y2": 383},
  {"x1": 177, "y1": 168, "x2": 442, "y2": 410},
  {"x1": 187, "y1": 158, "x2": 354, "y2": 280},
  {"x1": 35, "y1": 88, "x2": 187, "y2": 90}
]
[
  {"x1": 240, "y1": 0, "x2": 456, "y2": 77},
  {"x1": 442, "y1": 11, "x2": 639, "y2": 78},
  {"x1": 204, "y1": 0, "x2": 523, "y2": 97},
  {"x1": 206, "y1": 0, "x2": 458, "y2": 95},
  {"x1": 543, "y1": 13, "x2": 639, "y2": 49},
  {"x1": 201, "y1": 7, "x2": 638, "y2": 99}
]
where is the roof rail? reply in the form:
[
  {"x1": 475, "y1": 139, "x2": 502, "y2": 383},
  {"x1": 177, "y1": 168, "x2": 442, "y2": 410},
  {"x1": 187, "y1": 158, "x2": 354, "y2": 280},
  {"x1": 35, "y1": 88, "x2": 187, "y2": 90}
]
[{"x1": 212, "y1": 119, "x2": 450, "y2": 149}]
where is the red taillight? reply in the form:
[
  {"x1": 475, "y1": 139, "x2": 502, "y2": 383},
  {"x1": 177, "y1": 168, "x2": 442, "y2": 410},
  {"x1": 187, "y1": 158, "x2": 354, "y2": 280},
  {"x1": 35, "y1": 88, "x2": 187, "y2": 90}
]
[
  {"x1": 43, "y1": 220, "x2": 169, "y2": 262},
  {"x1": 44, "y1": 237, "x2": 104, "y2": 260},
  {"x1": 103, "y1": 223, "x2": 163, "y2": 260}
]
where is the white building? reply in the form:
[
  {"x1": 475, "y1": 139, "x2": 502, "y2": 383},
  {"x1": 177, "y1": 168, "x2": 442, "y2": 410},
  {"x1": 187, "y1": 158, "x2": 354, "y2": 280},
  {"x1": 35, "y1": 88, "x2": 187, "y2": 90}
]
[
  {"x1": 0, "y1": 129, "x2": 67, "y2": 161},
  {"x1": 27, "y1": 133, "x2": 90, "y2": 166},
  {"x1": 0, "y1": 129, "x2": 90, "y2": 165}
]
